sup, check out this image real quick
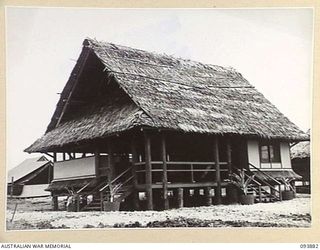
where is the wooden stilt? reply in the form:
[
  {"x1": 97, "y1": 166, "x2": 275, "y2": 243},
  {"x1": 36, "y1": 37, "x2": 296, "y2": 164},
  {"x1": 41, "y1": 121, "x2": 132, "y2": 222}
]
[
  {"x1": 107, "y1": 141, "x2": 114, "y2": 181},
  {"x1": 95, "y1": 149, "x2": 100, "y2": 177},
  {"x1": 100, "y1": 192, "x2": 104, "y2": 211},
  {"x1": 131, "y1": 138, "x2": 140, "y2": 211},
  {"x1": 75, "y1": 194, "x2": 80, "y2": 212},
  {"x1": 161, "y1": 133, "x2": 169, "y2": 210},
  {"x1": 227, "y1": 137, "x2": 232, "y2": 174},
  {"x1": 177, "y1": 188, "x2": 184, "y2": 208},
  {"x1": 52, "y1": 152, "x2": 57, "y2": 182},
  {"x1": 190, "y1": 164, "x2": 194, "y2": 182},
  {"x1": 258, "y1": 186, "x2": 262, "y2": 202},
  {"x1": 213, "y1": 136, "x2": 222, "y2": 204},
  {"x1": 52, "y1": 195, "x2": 58, "y2": 211},
  {"x1": 204, "y1": 187, "x2": 212, "y2": 206},
  {"x1": 144, "y1": 132, "x2": 153, "y2": 210},
  {"x1": 10, "y1": 177, "x2": 14, "y2": 198},
  {"x1": 279, "y1": 185, "x2": 283, "y2": 201}
]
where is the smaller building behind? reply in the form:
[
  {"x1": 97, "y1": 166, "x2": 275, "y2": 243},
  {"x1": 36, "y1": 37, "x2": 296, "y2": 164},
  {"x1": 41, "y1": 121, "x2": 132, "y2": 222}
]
[
  {"x1": 291, "y1": 133, "x2": 310, "y2": 193},
  {"x1": 7, "y1": 156, "x2": 53, "y2": 198}
]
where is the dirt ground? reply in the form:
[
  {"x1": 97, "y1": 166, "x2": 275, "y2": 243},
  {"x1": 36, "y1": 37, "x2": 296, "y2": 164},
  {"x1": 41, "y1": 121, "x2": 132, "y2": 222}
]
[{"x1": 6, "y1": 194, "x2": 311, "y2": 230}]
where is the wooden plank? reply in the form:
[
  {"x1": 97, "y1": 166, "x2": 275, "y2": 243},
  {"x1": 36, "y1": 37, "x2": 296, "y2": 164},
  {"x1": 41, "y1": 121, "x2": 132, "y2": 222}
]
[
  {"x1": 135, "y1": 169, "x2": 228, "y2": 173},
  {"x1": 213, "y1": 136, "x2": 222, "y2": 204},
  {"x1": 144, "y1": 132, "x2": 153, "y2": 210},
  {"x1": 134, "y1": 161, "x2": 228, "y2": 166},
  {"x1": 136, "y1": 181, "x2": 229, "y2": 190},
  {"x1": 131, "y1": 137, "x2": 140, "y2": 210},
  {"x1": 161, "y1": 134, "x2": 169, "y2": 210}
]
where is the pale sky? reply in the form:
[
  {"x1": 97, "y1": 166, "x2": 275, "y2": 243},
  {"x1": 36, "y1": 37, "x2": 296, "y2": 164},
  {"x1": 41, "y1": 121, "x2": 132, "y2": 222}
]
[{"x1": 6, "y1": 7, "x2": 313, "y2": 169}]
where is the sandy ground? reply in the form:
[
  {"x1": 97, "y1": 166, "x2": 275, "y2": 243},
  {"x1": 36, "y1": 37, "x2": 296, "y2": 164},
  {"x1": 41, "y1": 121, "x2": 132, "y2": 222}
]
[{"x1": 6, "y1": 194, "x2": 311, "y2": 230}]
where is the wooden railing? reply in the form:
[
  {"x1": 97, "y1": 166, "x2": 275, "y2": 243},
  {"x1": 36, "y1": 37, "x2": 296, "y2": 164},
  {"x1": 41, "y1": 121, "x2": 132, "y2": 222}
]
[
  {"x1": 134, "y1": 161, "x2": 229, "y2": 184},
  {"x1": 249, "y1": 163, "x2": 282, "y2": 200},
  {"x1": 99, "y1": 167, "x2": 133, "y2": 192}
]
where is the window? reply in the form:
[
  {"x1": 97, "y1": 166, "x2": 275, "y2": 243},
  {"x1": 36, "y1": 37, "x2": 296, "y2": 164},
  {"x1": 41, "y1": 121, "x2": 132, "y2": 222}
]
[{"x1": 260, "y1": 142, "x2": 281, "y2": 163}]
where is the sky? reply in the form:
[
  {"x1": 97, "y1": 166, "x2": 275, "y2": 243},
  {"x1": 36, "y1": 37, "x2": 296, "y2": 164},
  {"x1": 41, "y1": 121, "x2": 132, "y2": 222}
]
[{"x1": 6, "y1": 7, "x2": 313, "y2": 169}]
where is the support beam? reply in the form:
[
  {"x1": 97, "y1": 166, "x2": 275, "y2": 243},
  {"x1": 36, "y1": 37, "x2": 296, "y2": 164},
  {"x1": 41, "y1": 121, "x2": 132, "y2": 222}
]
[
  {"x1": 95, "y1": 149, "x2": 100, "y2": 177},
  {"x1": 177, "y1": 188, "x2": 184, "y2": 208},
  {"x1": 10, "y1": 177, "x2": 14, "y2": 198},
  {"x1": 53, "y1": 152, "x2": 57, "y2": 162},
  {"x1": 107, "y1": 140, "x2": 114, "y2": 180},
  {"x1": 213, "y1": 136, "x2": 222, "y2": 204},
  {"x1": 190, "y1": 164, "x2": 194, "y2": 183},
  {"x1": 226, "y1": 137, "x2": 232, "y2": 174},
  {"x1": 204, "y1": 187, "x2": 212, "y2": 206},
  {"x1": 161, "y1": 133, "x2": 169, "y2": 210},
  {"x1": 144, "y1": 132, "x2": 153, "y2": 210},
  {"x1": 52, "y1": 152, "x2": 57, "y2": 182},
  {"x1": 55, "y1": 49, "x2": 91, "y2": 127},
  {"x1": 44, "y1": 152, "x2": 54, "y2": 159},
  {"x1": 52, "y1": 195, "x2": 58, "y2": 211},
  {"x1": 75, "y1": 194, "x2": 80, "y2": 212},
  {"x1": 131, "y1": 138, "x2": 140, "y2": 210},
  {"x1": 67, "y1": 153, "x2": 74, "y2": 159}
]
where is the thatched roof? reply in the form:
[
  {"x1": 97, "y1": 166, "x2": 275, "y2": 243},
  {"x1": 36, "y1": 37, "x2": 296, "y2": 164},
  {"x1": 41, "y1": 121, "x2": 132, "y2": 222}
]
[
  {"x1": 291, "y1": 129, "x2": 310, "y2": 159},
  {"x1": 25, "y1": 38, "x2": 309, "y2": 153}
]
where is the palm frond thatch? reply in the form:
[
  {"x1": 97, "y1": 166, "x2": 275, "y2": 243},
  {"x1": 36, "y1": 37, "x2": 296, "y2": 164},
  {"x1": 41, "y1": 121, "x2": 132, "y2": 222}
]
[{"x1": 25, "y1": 38, "x2": 309, "y2": 153}]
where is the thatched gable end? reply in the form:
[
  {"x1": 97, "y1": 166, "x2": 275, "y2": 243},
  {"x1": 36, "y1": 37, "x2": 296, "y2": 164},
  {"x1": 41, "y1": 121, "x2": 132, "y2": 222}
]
[{"x1": 25, "y1": 38, "x2": 308, "y2": 153}]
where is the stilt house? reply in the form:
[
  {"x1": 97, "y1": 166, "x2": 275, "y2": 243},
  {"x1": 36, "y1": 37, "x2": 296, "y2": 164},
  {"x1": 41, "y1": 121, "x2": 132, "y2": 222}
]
[
  {"x1": 25, "y1": 38, "x2": 309, "y2": 211},
  {"x1": 7, "y1": 156, "x2": 52, "y2": 198}
]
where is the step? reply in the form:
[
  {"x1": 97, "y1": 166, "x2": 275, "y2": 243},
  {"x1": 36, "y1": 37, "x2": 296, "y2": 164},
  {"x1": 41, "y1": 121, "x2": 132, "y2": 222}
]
[{"x1": 82, "y1": 207, "x2": 101, "y2": 211}]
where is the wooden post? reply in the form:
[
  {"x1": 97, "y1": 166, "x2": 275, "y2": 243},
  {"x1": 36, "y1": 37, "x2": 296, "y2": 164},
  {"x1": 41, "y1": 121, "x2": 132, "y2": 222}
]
[
  {"x1": 177, "y1": 188, "x2": 184, "y2": 208},
  {"x1": 100, "y1": 192, "x2": 104, "y2": 211},
  {"x1": 107, "y1": 141, "x2": 114, "y2": 181},
  {"x1": 291, "y1": 181, "x2": 296, "y2": 198},
  {"x1": 227, "y1": 137, "x2": 232, "y2": 174},
  {"x1": 279, "y1": 185, "x2": 283, "y2": 201},
  {"x1": 204, "y1": 187, "x2": 212, "y2": 206},
  {"x1": 52, "y1": 195, "x2": 58, "y2": 211},
  {"x1": 144, "y1": 132, "x2": 153, "y2": 210},
  {"x1": 190, "y1": 164, "x2": 194, "y2": 183},
  {"x1": 52, "y1": 152, "x2": 57, "y2": 181},
  {"x1": 213, "y1": 136, "x2": 222, "y2": 204},
  {"x1": 75, "y1": 194, "x2": 80, "y2": 212},
  {"x1": 10, "y1": 177, "x2": 14, "y2": 198},
  {"x1": 95, "y1": 149, "x2": 100, "y2": 177},
  {"x1": 161, "y1": 134, "x2": 169, "y2": 210},
  {"x1": 131, "y1": 138, "x2": 140, "y2": 210},
  {"x1": 48, "y1": 163, "x2": 53, "y2": 183},
  {"x1": 258, "y1": 186, "x2": 262, "y2": 202},
  {"x1": 63, "y1": 153, "x2": 66, "y2": 161}
]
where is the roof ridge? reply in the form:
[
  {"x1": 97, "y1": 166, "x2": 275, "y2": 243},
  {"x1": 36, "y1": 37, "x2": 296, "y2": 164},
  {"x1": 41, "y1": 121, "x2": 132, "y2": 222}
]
[
  {"x1": 84, "y1": 38, "x2": 240, "y2": 75},
  {"x1": 108, "y1": 70, "x2": 253, "y2": 89}
]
